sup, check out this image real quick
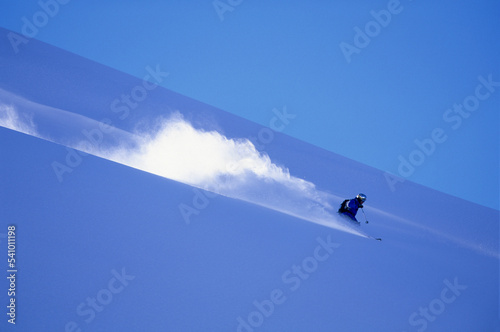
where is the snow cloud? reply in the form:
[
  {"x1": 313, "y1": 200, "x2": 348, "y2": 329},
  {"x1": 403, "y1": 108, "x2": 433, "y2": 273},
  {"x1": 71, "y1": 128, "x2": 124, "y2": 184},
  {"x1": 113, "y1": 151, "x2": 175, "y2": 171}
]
[
  {"x1": 0, "y1": 103, "x2": 37, "y2": 137},
  {"x1": 0, "y1": 89, "x2": 365, "y2": 237}
]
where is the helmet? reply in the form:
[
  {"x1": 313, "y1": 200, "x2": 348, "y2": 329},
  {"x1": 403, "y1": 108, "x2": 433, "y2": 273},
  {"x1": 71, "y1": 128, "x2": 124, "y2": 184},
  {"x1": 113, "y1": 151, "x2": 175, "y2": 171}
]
[{"x1": 356, "y1": 193, "x2": 367, "y2": 203}]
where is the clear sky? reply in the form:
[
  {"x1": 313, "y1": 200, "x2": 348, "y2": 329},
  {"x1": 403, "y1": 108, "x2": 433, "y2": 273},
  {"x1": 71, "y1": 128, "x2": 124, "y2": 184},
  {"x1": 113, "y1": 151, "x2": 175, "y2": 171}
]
[
  {"x1": 0, "y1": 2, "x2": 499, "y2": 332},
  {"x1": 1, "y1": 0, "x2": 498, "y2": 209}
]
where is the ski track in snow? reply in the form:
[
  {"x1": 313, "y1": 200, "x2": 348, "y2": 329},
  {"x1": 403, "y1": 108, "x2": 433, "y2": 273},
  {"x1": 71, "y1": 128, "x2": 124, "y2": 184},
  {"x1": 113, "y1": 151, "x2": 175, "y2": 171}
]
[{"x1": 3, "y1": 89, "x2": 496, "y2": 256}]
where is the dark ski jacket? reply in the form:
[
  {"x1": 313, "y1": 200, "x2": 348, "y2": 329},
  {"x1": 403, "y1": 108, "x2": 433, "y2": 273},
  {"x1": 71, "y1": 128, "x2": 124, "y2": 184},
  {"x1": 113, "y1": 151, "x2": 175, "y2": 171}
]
[{"x1": 338, "y1": 198, "x2": 362, "y2": 221}]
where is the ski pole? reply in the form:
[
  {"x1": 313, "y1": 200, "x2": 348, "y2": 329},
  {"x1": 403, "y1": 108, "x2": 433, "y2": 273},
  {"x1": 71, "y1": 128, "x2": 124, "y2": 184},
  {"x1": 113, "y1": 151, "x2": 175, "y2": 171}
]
[{"x1": 361, "y1": 208, "x2": 369, "y2": 224}]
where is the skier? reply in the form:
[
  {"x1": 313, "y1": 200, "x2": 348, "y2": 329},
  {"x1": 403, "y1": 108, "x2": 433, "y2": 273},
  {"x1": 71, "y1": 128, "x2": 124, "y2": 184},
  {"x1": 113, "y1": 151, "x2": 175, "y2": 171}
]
[{"x1": 338, "y1": 193, "x2": 367, "y2": 225}]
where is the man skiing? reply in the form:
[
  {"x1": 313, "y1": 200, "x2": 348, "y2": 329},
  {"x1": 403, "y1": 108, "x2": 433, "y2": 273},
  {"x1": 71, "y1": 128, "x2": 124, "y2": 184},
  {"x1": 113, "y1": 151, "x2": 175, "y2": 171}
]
[{"x1": 338, "y1": 193, "x2": 367, "y2": 225}]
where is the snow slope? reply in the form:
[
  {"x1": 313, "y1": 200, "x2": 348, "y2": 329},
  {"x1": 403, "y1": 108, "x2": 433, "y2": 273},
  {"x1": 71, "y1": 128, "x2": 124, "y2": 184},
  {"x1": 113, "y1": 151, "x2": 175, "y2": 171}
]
[{"x1": 0, "y1": 28, "x2": 498, "y2": 331}]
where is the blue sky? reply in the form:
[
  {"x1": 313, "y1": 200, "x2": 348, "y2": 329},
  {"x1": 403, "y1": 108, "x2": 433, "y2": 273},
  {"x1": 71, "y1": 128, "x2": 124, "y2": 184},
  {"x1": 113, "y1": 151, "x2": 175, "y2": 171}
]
[
  {"x1": 1, "y1": 0, "x2": 498, "y2": 209},
  {"x1": 0, "y1": 1, "x2": 499, "y2": 331}
]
